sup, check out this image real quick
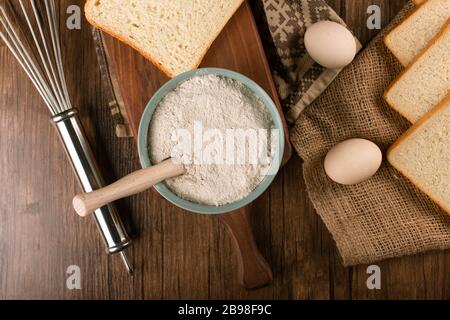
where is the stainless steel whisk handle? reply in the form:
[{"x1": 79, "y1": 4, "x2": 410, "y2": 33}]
[{"x1": 52, "y1": 109, "x2": 133, "y2": 273}]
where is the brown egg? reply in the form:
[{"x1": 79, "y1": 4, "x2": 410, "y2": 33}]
[
  {"x1": 324, "y1": 139, "x2": 383, "y2": 185},
  {"x1": 305, "y1": 21, "x2": 357, "y2": 69}
]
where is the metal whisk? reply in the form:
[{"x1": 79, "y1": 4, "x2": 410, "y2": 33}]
[{"x1": 0, "y1": 0, "x2": 133, "y2": 273}]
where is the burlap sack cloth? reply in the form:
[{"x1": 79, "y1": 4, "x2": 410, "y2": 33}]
[{"x1": 289, "y1": 3, "x2": 450, "y2": 266}]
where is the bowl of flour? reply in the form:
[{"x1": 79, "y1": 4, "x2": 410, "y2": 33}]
[{"x1": 138, "y1": 68, "x2": 284, "y2": 214}]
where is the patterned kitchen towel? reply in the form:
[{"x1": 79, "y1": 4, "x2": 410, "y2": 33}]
[{"x1": 253, "y1": 0, "x2": 362, "y2": 124}]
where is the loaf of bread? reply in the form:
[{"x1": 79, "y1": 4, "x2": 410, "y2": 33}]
[
  {"x1": 384, "y1": 21, "x2": 450, "y2": 123},
  {"x1": 384, "y1": 0, "x2": 450, "y2": 66},
  {"x1": 388, "y1": 95, "x2": 450, "y2": 214},
  {"x1": 85, "y1": 0, "x2": 244, "y2": 77}
]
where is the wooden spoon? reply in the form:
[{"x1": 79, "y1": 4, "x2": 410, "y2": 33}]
[
  {"x1": 73, "y1": 158, "x2": 185, "y2": 217},
  {"x1": 72, "y1": 158, "x2": 273, "y2": 289}
]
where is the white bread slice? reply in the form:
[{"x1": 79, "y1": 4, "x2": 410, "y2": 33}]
[
  {"x1": 384, "y1": 0, "x2": 450, "y2": 66},
  {"x1": 388, "y1": 95, "x2": 450, "y2": 214},
  {"x1": 384, "y1": 21, "x2": 450, "y2": 123},
  {"x1": 85, "y1": 0, "x2": 244, "y2": 77}
]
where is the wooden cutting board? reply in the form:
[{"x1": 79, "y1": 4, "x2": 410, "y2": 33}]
[{"x1": 98, "y1": 0, "x2": 291, "y2": 289}]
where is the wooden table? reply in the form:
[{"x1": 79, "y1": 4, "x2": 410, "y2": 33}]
[{"x1": 1, "y1": 0, "x2": 449, "y2": 300}]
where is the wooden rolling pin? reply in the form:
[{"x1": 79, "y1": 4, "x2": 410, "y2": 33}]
[{"x1": 73, "y1": 158, "x2": 185, "y2": 217}]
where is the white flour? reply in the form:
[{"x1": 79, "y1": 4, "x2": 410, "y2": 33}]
[{"x1": 149, "y1": 74, "x2": 274, "y2": 206}]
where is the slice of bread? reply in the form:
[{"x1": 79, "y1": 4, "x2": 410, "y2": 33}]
[
  {"x1": 413, "y1": 0, "x2": 426, "y2": 5},
  {"x1": 384, "y1": 0, "x2": 450, "y2": 66},
  {"x1": 85, "y1": 0, "x2": 244, "y2": 77},
  {"x1": 388, "y1": 95, "x2": 450, "y2": 214},
  {"x1": 384, "y1": 21, "x2": 450, "y2": 123}
]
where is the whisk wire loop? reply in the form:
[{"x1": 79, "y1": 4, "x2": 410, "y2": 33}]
[
  {"x1": 0, "y1": 0, "x2": 71, "y2": 115},
  {"x1": 20, "y1": 0, "x2": 65, "y2": 113},
  {"x1": 45, "y1": 0, "x2": 72, "y2": 110},
  {"x1": 0, "y1": 4, "x2": 57, "y2": 110}
]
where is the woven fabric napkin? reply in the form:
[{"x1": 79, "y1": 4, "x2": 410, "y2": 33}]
[
  {"x1": 254, "y1": 0, "x2": 361, "y2": 124},
  {"x1": 289, "y1": 2, "x2": 450, "y2": 266}
]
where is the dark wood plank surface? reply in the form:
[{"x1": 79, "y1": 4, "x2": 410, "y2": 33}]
[{"x1": 1, "y1": 0, "x2": 449, "y2": 300}]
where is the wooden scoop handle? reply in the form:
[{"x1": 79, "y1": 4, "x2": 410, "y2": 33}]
[{"x1": 73, "y1": 158, "x2": 185, "y2": 217}]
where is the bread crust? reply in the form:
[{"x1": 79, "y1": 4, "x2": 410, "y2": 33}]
[
  {"x1": 84, "y1": 0, "x2": 245, "y2": 78},
  {"x1": 384, "y1": 0, "x2": 448, "y2": 66},
  {"x1": 181, "y1": 0, "x2": 245, "y2": 76},
  {"x1": 384, "y1": 20, "x2": 450, "y2": 123},
  {"x1": 388, "y1": 94, "x2": 450, "y2": 214}
]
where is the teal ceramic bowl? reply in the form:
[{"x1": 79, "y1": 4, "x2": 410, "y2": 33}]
[{"x1": 138, "y1": 68, "x2": 285, "y2": 215}]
